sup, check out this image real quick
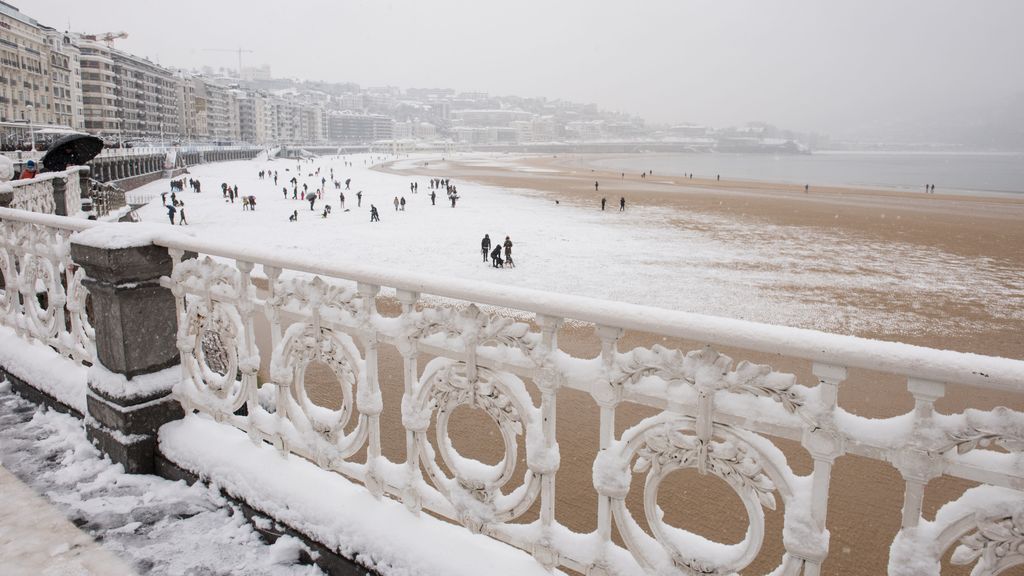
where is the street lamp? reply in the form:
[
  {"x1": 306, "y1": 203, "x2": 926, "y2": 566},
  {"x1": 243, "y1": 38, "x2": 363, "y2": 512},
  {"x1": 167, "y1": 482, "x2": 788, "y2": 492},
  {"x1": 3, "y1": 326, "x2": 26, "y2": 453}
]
[{"x1": 25, "y1": 104, "x2": 36, "y2": 152}]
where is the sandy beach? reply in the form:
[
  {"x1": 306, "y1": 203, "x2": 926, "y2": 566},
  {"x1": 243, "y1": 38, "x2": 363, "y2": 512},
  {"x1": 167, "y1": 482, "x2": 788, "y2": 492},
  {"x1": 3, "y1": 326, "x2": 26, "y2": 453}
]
[
  {"x1": 127, "y1": 151, "x2": 1022, "y2": 575},
  {"x1": 366, "y1": 153, "x2": 1024, "y2": 574}
]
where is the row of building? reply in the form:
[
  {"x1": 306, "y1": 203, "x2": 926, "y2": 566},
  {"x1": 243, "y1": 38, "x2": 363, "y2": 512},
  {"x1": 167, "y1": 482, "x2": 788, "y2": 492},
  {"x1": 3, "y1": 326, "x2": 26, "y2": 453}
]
[
  {"x1": 1, "y1": 2, "x2": 405, "y2": 148},
  {"x1": 1, "y1": 1, "x2": 655, "y2": 150}
]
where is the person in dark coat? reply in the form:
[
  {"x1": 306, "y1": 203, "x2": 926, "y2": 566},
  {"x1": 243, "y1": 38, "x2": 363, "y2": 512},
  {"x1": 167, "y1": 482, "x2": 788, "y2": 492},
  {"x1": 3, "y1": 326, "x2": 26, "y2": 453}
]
[
  {"x1": 490, "y1": 245, "x2": 504, "y2": 268},
  {"x1": 619, "y1": 197, "x2": 626, "y2": 211},
  {"x1": 430, "y1": 190, "x2": 436, "y2": 205},
  {"x1": 503, "y1": 236, "x2": 514, "y2": 267},
  {"x1": 357, "y1": 190, "x2": 362, "y2": 207},
  {"x1": 481, "y1": 234, "x2": 491, "y2": 262},
  {"x1": 370, "y1": 204, "x2": 379, "y2": 222},
  {"x1": 289, "y1": 210, "x2": 298, "y2": 222},
  {"x1": 166, "y1": 203, "x2": 176, "y2": 225}
]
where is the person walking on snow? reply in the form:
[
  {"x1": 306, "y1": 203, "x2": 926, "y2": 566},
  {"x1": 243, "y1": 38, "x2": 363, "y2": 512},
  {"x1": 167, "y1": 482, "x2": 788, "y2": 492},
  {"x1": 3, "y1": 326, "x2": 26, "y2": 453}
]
[
  {"x1": 503, "y1": 236, "x2": 514, "y2": 267},
  {"x1": 393, "y1": 196, "x2": 400, "y2": 211},
  {"x1": 481, "y1": 234, "x2": 491, "y2": 263},
  {"x1": 370, "y1": 205, "x2": 379, "y2": 222},
  {"x1": 177, "y1": 202, "x2": 188, "y2": 225},
  {"x1": 339, "y1": 192, "x2": 345, "y2": 209},
  {"x1": 400, "y1": 196, "x2": 406, "y2": 211},
  {"x1": 166, "y1": 203, "x2": 176, "y2": 225},
  {"x1": 619, "y1": 197, "x2": 626, "y2": 211},
  {"x1": 601, "y1": 197, "x2": 606, "y2": 211},
  {"x1": 430, "y1": 190, "x2": 436, "y2": 205},
  {"x1": 357, "y1": 190, "x2": 362, "y2": 207}
]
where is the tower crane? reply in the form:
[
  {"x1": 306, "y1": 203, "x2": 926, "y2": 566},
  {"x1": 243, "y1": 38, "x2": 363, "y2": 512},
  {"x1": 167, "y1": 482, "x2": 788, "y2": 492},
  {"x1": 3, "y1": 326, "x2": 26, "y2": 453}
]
[
  {"x1": 82, "y1": 31, "x2": 128, "y2": 47},
  {"x1": 203, "y1": 47, "x2": 254, "y2": 77}
]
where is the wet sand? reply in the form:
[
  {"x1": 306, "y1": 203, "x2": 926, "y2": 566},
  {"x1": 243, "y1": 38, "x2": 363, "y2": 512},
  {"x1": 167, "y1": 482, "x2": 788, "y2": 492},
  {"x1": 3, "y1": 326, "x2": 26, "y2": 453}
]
[{"x1": 263, "y1": 155, "x2": 1024, "y2": 575}]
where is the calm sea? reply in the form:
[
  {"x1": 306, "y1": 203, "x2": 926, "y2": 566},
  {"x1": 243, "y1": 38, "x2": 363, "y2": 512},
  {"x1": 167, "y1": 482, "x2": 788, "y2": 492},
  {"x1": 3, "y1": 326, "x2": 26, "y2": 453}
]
[{"x1": 587, "y1": 151, "x2": 1024, "y2": 196}]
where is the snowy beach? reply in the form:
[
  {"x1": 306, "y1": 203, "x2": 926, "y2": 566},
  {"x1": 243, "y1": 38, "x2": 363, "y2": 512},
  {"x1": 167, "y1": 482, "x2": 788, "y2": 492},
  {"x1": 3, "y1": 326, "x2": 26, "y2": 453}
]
[
  {"x1": 135, "y1": 152, "x2": 1024, "y2": 359},
  {"x1": 124, "y1": 152, "x2": 1024, "y2": 575}
]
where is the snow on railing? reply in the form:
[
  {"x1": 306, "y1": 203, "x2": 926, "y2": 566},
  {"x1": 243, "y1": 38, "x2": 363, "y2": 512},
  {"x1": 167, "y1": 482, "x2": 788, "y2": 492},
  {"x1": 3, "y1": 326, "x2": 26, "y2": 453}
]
[
  {"x1": 0, "y1": 207, "x2": 98, "y2": 365},
  {"x1": 0, "y1": 166, "x2": 90, "y2": 215},
  {"x1": 151, "y1": 230, "x2": 1024, "y2": 576}
]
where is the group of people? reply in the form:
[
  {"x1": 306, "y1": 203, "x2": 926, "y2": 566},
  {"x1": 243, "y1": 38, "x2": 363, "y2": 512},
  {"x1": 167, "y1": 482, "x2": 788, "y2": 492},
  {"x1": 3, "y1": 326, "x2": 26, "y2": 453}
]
[
  {"x1": 481, "y1": 234, "x2": 514, "y2": 268},
  {"x1": 164, "y1": 193, "x2": 188, "y2": 226},
  {"x1": 599, "y1": 197, "x2": 627, "y2": 211}
]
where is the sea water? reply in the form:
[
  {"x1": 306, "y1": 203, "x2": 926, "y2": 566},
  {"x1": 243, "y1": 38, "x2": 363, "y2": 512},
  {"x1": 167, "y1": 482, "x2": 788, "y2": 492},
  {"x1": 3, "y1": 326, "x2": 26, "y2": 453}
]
[{"x1": 586, "y1": 151, "x2": 1024, "y2": 196}]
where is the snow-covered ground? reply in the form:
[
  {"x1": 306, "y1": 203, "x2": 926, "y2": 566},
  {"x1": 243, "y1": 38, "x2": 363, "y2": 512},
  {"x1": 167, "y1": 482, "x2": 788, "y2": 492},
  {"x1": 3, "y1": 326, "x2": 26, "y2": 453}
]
[
  {"x1": 0, "y1": 382, "x2": 323, "y2": 576},
  {"x1": 131, "y1": 153, "x2": 1023, "y2": 339}
]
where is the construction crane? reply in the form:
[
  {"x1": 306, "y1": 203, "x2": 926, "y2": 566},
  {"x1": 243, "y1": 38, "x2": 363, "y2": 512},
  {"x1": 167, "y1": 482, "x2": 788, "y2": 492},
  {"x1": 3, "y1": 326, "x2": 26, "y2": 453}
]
[
  {"x1": 81, "y1": 31, "x2": 128, "y2": 47},
  {"x1": 203, "y1": 47, "x2": 254, "y2": 77}
]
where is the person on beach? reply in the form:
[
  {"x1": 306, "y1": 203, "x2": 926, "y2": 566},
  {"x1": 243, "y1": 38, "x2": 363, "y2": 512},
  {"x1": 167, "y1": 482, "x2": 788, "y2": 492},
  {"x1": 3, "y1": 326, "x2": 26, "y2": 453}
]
[
  {"x1": 490, "y1": 245, "x2": 504, "y2": 268},
  {"x1": 503, "y1": 236, "x2": 514, "y2": 268},
  {"x1": 619, "y1": 197, "x2": 626, "y2": 211},
  {"x1": 716, "y1": 174, "x2": 720, "y2": 181},
  {"x1": 370, "y1": 205, "x2": 379, "y2": 222},
  {"x1": 595, "y1": 181, "x2": 599, "y2": 192},
  {"x1": 601, "y1": 197, "x2": 606, "y2": 210},
  {"x1": 805, "y1": 184, "x2": 809, "y2": 194},
  {"x1": 481, "y1": 234, "x2": 491, "y2": 263}
]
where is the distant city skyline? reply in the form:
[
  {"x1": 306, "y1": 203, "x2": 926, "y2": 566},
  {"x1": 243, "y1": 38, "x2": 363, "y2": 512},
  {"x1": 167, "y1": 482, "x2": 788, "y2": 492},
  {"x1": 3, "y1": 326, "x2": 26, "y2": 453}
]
[{"x1": 14, "y1": 0, "x2": 1024, "y2": 145}]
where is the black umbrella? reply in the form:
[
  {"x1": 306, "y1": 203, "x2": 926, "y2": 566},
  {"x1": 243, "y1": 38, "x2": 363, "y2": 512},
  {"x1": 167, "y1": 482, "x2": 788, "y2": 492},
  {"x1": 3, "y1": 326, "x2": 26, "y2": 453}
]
[
  {"x1": 305, "y1": 192, "x2": 317, "y2": 201},
  {"x1": 41, "y1": 134, "x2": 104, "y2": 172}
]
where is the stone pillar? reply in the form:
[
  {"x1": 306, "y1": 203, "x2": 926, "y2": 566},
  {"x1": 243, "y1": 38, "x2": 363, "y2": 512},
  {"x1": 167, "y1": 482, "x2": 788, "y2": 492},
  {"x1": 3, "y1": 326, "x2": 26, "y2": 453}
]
[
  {"x1": 52, "y1": 178, "x2": 68, "y2": 216},
  {"x1": 70, "y1": 235, "x2": 184, "y2": 474}
]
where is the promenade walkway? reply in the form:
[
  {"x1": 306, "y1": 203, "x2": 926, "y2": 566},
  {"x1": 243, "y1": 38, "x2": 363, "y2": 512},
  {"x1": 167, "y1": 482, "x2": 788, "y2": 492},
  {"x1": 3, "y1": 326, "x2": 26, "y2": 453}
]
[{"x1": 0, "y1": 464, "x2": 138, "y2": 575}]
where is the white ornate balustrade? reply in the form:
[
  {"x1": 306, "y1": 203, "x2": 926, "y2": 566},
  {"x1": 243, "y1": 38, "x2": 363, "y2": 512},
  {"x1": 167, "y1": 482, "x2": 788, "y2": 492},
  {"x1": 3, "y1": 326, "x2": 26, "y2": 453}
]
[
  {"x1": 151, "y1": 232, "x2": 1024, "y2": 576},
  {"x1": 0, "y1": 203, "x2": 1021, "y2": 575},
  {"x1": 0, "y1": 207, "x2": 97, "y2": 365},
  {"x1": 1, "y1": 166, "x2": 89, "y2": 216}
]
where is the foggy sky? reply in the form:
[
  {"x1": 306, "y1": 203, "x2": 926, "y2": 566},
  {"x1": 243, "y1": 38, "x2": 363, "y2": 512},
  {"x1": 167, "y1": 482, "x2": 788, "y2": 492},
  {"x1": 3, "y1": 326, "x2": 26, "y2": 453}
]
[{"x1": 26, "y1": 0, "x2": 1024, "y2": 135}]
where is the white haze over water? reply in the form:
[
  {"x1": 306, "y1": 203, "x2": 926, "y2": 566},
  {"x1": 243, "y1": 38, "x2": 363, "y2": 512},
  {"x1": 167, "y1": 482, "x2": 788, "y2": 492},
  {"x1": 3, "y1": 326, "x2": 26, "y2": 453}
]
[{"x1": 586, "y1": 152, "x2": 1024, "y2": 195}]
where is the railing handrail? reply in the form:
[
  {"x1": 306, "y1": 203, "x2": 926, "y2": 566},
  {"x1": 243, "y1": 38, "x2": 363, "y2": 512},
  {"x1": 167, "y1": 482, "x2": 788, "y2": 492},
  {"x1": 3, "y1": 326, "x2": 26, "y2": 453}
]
[
  {"x1": 5, "y1": 208, "x2": 1019, "y2": 390},
  {"x1": 0, "y1": 166, "x2": 90, "y2": 193},
  {"x1": 138, "y1": 227, "x2": 1024, "y2": 392},
  {"x1": 0, "y1": 206, "x2": 100, "y2": 232}
]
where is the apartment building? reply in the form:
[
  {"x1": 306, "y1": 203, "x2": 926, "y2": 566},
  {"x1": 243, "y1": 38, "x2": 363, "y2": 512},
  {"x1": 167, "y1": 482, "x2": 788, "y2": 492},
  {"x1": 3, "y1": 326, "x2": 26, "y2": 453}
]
[{"x1": 0, "y1": 2, "x2": 53, "y2": 126}]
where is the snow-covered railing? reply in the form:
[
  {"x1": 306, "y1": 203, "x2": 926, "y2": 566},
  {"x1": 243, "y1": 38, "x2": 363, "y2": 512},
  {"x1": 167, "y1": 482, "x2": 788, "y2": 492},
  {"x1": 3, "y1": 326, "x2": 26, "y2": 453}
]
[
  {"x1": 153, "y1": 231, "x2": 1024, "y2": 576},
  {"x1": 0, "y1": 207, "x2": 98, "y2": 365},
  {"x1": 0, "y1": 166, "x2": 90, "y2": 216}
]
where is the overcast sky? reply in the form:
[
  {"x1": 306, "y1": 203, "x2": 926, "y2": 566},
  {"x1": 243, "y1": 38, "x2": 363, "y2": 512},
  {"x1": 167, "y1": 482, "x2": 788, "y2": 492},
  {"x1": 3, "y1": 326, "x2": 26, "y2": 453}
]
[{"x1": 25, "y1": 0, "x2": 1024, "y2": 135}]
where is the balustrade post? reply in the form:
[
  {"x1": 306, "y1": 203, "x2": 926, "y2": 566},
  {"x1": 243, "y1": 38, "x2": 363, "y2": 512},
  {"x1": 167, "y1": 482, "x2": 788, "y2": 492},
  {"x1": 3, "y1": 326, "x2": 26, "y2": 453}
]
[
  {"x1": 894, "y1": 378, "x2": 946, "y2": 529},
  {"x1": 592, "y1": 324, "x2": 624, "y2": 570},
  {"x1": 798, "y1": 362, "x2": 848, "y2": 575},
  {"x1": 358, "y1": 282, "x2": 383, "y2": 498},
  {"x1": 396, "y1": 289, "x2": 422, "y2": 513},
  {"x1": 533, "y1": 314, "x2": 564, "y2": 569},
  {"x1": 70, "y1": 232, "x2": 184, "y2": 473}
]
